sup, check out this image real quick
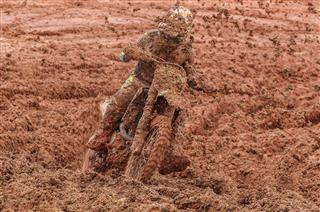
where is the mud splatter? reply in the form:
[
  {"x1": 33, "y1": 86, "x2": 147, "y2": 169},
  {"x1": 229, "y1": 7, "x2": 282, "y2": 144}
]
[{"x1": 0, "y1": 0, "x2": 319, "y2": 211}]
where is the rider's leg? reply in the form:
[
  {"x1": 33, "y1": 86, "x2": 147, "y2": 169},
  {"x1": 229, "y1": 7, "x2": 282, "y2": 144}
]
[
  {"x1": 82, "y1": 149, "x2": 107, "y2": 173},
  {"x1": 119, "y1": 87, "x2": 149, "y2": 141},
  {"x1": 86, "y1": 73, "x2": 148, "y2": 151}
]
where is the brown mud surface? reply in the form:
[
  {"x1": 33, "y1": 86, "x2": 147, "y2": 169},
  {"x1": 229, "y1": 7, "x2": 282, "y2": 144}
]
[{"x1": 1, "y1": 0, "x2": 319, "y2": 211}]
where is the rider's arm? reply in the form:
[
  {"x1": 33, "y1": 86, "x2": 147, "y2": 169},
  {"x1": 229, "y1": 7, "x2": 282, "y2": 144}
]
[
  {"x1": 170, "y1": 42, "x2": 194, "y2": 65},
  {"x1": 183, "y1": 61, "x2": 210, "y2": 93},
  {"x1": 119, "y1": 30, "x2": 160, "y2": 63}
]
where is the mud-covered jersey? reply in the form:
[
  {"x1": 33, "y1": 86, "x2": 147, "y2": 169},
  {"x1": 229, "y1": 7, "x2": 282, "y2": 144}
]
[{"x1": 133, "y1": 29, "x2": 193, "y2": 84}]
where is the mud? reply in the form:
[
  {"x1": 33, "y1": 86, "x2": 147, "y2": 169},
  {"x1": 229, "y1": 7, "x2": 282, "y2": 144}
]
[{"x1": 1, "y1": 0, "x2": 319, "y2": 211}]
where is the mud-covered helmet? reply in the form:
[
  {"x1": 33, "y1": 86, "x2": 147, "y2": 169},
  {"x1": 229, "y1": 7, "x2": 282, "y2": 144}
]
[{"x1": 158, "y1": 6, "x2": 194, "y2": 39}]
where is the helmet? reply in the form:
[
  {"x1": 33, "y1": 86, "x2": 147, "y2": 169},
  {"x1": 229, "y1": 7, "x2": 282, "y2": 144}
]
[{"x1": 158, "y1": 6, "x2": 194, "y2": 39}]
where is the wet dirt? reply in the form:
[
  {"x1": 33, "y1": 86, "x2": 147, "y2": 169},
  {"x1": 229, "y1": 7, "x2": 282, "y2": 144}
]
[{"x1": 1, "y1": 0, "x2": 319, "y2": 211}]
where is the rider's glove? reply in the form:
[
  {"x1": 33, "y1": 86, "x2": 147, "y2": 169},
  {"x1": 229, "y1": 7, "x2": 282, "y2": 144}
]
[{"x1": 119, "y1": 52, "x2": 130, "y2": 63}]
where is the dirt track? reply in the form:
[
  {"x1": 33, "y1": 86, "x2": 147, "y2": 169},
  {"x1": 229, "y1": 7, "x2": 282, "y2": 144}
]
[{"x1": 1, "y1": 0, "x2": 320, "y2": 211}]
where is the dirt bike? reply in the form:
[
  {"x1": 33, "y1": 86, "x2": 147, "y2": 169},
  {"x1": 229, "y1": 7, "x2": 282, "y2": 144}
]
[{"x1": 82, "y1": 45, "x2": 190, "y2": 182}]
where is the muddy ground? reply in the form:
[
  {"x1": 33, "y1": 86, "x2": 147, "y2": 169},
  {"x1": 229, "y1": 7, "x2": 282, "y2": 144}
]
[{"x1": 1, "y1": 0, "x2": 319, "y2": 211}]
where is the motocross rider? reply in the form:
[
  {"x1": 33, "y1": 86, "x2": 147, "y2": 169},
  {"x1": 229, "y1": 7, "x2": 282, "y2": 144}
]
[{"x1": 84, "y1": 6, "x2": 200, "y2": 171}]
